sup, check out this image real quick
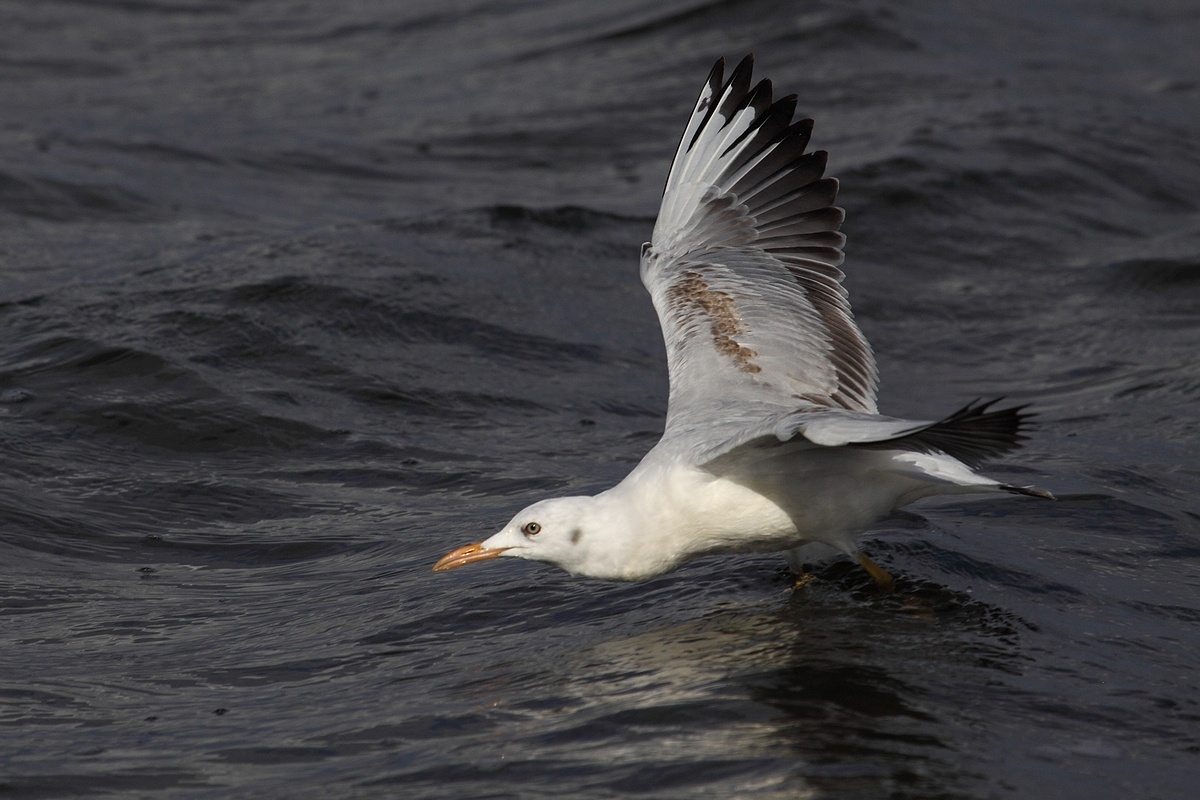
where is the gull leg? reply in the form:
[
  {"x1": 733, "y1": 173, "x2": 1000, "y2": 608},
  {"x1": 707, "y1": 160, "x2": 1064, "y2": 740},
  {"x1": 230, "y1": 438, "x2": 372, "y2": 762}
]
[
  {"x1": 784, "y1": 546, "x2": 816, "y2": 590},
  {"x1": 858, "y1": 553, "x2": 896, "y2": 592}
]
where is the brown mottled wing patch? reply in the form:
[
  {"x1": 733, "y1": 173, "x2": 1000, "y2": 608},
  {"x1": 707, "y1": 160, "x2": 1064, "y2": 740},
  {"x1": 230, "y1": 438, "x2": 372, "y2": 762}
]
[
  {"x1": 667, "y1": 271, "x2": 762, "y2": 374},
  {"x1": 643, "y1": 56, "x2": 877, "y2": 428}
]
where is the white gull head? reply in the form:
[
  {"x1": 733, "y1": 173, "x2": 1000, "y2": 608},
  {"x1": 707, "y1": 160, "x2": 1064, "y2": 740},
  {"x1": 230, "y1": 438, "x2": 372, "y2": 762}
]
[
  {"x1": 435, "y1": 481, "x2": 715, "y2": 582},
  {"x1": 433, "y1": 494, "x2": 655, "y2": 581}
]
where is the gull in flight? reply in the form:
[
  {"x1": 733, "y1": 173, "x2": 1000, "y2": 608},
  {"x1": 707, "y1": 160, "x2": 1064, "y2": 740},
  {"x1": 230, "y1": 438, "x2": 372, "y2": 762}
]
[{"x1": 434, "y1": 55, "x2": 1051, "y2": 589}]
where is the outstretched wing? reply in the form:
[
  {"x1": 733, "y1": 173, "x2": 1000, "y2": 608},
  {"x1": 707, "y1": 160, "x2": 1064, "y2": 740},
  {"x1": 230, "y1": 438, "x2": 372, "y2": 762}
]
[{"x1": 642, "y1": 55, "x2": 877, "y2": 433}]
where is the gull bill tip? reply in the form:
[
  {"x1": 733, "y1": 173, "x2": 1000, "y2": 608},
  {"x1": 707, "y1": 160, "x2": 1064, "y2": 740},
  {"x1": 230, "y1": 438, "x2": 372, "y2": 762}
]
[{"x1": 433, "y1": 542, "x2": 510, "y2": 572}]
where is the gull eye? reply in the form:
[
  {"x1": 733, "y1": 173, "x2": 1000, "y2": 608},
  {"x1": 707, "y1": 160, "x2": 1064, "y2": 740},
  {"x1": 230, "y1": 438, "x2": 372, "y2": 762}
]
[{"x1": 521, "y1": 522, "x2": 541, "y2": 537}]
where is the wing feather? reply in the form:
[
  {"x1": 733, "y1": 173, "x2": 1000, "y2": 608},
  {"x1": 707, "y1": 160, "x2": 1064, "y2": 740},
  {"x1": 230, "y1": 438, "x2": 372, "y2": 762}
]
[{"x1": 643, "y1": 55, "x2": 878, "y2": 430}]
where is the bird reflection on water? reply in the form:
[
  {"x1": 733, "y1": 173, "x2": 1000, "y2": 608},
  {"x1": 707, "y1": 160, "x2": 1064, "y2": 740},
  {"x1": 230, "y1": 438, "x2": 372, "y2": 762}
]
[{"x1": 454, "y1": 562, "x2": 1028, "y2": 797}]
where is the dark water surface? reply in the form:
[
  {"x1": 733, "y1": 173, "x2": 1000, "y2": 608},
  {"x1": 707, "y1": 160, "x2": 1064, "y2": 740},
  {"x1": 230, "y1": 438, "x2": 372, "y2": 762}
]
[{"x1": 2, "y1": 1, "x2": 1198, "y2": 797}]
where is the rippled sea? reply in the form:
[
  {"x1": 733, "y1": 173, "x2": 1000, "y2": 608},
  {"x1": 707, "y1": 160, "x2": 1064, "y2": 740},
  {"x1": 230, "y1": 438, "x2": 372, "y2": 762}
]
[{"x1": 2, "y1": 1, "x2": 1198, "y2": 797}]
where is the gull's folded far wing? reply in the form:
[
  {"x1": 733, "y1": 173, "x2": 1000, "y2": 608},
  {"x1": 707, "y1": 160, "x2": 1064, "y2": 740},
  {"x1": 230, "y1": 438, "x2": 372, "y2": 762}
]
[
  {"x1": 702, "y1": 399, "x2": 1034, "y2": 471},
  {"x1": 779, "y1": 399, "x2": 1035, "y2": 468}
]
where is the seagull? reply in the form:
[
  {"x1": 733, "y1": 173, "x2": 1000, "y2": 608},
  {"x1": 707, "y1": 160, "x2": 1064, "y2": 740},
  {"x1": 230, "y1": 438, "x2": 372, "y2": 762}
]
[{"x1": 433, "y1": 55, "x2": 1051, "y2": 589}]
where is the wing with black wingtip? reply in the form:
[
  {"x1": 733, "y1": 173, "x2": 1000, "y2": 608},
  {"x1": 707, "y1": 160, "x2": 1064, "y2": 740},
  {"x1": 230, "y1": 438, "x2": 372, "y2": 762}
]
[{"x1": 642, "y1": 55, "x2": 877, "y2": 434}]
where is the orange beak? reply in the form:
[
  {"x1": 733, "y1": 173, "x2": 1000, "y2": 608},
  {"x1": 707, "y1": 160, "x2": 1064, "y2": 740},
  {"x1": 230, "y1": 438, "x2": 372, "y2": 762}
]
[{"x1": 432, "y1": 542, "x2": 511, "y2": 572}]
